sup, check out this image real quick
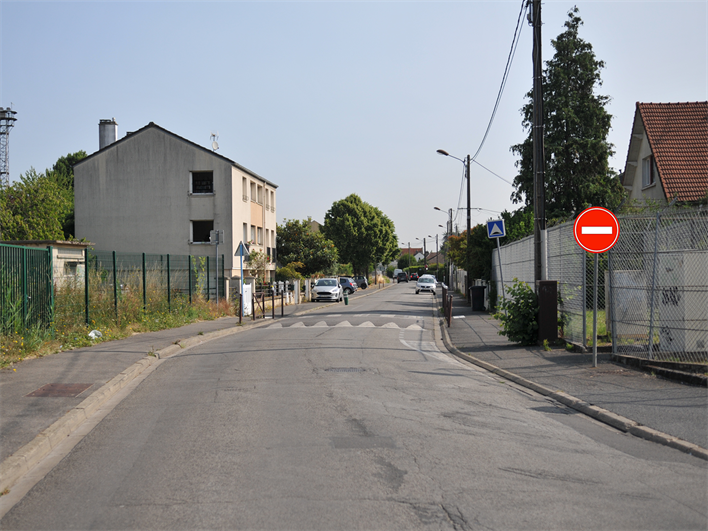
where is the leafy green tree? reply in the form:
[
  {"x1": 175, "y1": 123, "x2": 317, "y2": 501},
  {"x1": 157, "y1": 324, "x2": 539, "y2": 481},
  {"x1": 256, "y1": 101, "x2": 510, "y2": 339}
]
[
  {"x1": 322, "y1": 194, "x2": 398, "y2": 279},
  {"x1": 0, "y1": 169, "x2": 72, "y2": 241},
  {"x1": 397, "y1": 253, "x2": 417, "y2": 270},
  {"x1": 276, "y1": 218, "x2": 338, "y2": 277},
  {"x1": 511, "y1": 7, "x2": 624, "y2": 221},
  {"x1": 276, "y1": 261, "x2": 305, "y2": 282},
  {"x1": 50, "y1": 150, "x2": 87, "y2": 191},
  {"x1": 48, "y1": 151, "x2": 87, "y2": 237}
]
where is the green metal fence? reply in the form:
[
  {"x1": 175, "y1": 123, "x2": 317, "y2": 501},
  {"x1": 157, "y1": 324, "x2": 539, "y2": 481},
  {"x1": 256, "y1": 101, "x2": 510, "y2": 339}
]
[
  {"x1": 81, "y1": 250, "x2": 225, "y2": 325},
  {"x1": 0, "y1": 243, "x2": 53, "y2": 333},
  {"x1": 2, "y1": 244, "x2": 225, "y2": 332}
]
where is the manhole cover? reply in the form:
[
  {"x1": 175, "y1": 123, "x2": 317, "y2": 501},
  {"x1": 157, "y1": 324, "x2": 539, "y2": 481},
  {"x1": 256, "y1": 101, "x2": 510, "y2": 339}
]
[
  {"x1": 26, "y1": 383, "x2": 93, "y2": 398},
  {"x1": 325, "y1": 368, "x2": 365, "y2": 373}
]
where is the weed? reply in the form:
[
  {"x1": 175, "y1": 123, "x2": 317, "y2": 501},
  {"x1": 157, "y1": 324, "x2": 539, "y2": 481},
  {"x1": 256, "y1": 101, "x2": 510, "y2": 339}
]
[
  {"x1": 543, "y1": 339, "x2": 551, "y2": 352},
  {"x1": 1, "y1": 271, "x2": 236, "y2": 368}
]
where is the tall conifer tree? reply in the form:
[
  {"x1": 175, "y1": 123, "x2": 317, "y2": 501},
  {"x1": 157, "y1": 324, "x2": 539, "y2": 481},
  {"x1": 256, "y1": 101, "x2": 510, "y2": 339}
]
[{"x1": 511, "y1": 7, "x2": 625, "y2": 221}]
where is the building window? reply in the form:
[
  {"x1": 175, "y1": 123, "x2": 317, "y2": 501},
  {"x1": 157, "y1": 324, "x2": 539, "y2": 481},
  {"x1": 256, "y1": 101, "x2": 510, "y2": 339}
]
[
  {"x1": 257, "y1": 185, "x2": 263, "y2": 205},
  {"x1": 250, "y1": 182, "x2": 256, "y2": 202},
  {"x1": 191, "y1": 220, "x2": 214, "y2": 243},
  {"x1": 64, "y1": 262, "x2": 78, "y2": 276},
  {"x1": 257, "y1": 227, "x2": 263, "y2": 245},
  {"x1": 190, "y1": 171, "x2": 214, "y2": 194},
  {"x1": 642, "y1": 155, "x2": 656, "y2": 188},
  {"x1": 242, "y1": 177, "x2": 248, "y2": 202},
  {"x1": 243, "y1": 223, "x2": 248, "y2": 244},
  {"x1": 251, "y1": 225, "x2": 256, "y2": 243},
  {"x1": 270, "y1": 190, "x2": 275, "y2": 212}
]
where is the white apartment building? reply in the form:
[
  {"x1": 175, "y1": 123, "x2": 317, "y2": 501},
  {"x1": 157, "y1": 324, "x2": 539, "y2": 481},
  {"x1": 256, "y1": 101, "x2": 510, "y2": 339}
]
[{"x1": 74, "y1": 121, "x2": 277, "y2": 282}]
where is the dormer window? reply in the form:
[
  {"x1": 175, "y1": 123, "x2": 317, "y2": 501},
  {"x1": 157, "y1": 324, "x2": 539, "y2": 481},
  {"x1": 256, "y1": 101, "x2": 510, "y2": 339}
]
[
  {"x1": 642, "y1": 155, "x2": 656, "y2": 188},
  {"x1": 190, "y1": 171, "x2": 214, "y2": 194}
]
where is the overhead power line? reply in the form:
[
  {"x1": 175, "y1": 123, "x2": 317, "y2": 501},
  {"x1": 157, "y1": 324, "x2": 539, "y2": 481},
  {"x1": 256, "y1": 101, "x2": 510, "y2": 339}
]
[{"x1": 471, "y1": 0, "x2": 528, "y2": 163}]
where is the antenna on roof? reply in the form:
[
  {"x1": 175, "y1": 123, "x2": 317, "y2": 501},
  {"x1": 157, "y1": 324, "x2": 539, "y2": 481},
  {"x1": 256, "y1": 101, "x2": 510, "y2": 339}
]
[{"x1": 210, "y1": 131, "x2": 219, "y2": 151}]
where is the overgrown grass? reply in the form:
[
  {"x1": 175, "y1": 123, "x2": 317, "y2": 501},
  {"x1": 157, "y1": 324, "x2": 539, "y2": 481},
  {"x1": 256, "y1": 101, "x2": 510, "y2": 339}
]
[{"x1": 1, "y1": 272, "x2": 237, "y2": 369}]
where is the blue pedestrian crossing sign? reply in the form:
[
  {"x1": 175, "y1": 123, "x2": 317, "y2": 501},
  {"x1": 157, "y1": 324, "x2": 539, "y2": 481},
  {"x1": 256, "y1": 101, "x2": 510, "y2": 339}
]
[{"x1": 487, "y1": 219, "x2": 506, "y2": 239}]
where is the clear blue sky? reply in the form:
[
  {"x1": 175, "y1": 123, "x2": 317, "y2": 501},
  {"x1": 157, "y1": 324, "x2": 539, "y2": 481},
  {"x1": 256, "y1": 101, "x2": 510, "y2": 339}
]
[{"x1": 2, "y1": 1, "x2": 706, "y2": 248}]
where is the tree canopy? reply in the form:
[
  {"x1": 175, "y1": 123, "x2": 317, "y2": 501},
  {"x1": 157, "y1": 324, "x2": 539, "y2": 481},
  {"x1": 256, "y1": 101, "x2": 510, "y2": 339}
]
[
  {"x1": 0, "y1": 169, "x2": 72, "y2": 241},
  {"x1": 322, "y1": 194, "x2": 398, "y2": 276},
  {"x1": 276, "y1": 219, "x2": 338, "y2": 277},
  {"x1": 511, "y1": 7, "x2": 624, "y2": 222},
  {"x1": 0, "y1": 151, "x2": 87, "y2": 241}
]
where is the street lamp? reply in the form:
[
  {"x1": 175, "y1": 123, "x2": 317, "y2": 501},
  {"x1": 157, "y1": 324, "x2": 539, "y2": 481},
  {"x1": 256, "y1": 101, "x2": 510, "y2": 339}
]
[
  {"x1": 437, "y1": 149, "x2": 471, "y2": 303},
  {"x1": 416, "y1": 237, "x2": 426, "y2": 271},
  {"x1": 434, "y1": 206, "x2": 454, "y2": 286},
  {"x1": 428, "y1": 234, "x2": 439, "y2": 279}
]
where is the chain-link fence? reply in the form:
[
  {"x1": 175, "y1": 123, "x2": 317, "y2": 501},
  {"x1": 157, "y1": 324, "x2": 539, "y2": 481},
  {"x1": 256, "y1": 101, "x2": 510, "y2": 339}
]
[
  {"x1": 492, "y1": 234, "x2": 534, "y2": 304},
  {"x1": 491, "y1": 207, "x2": 708, "y2": 362},
  {"x1": 609, "y1": 209, "x2": 708, "y2": 363}
]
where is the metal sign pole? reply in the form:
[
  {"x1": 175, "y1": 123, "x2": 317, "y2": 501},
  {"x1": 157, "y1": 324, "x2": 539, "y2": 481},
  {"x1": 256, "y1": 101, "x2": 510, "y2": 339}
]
[
  {"x1": 496, "y1": 237, "x2": 506, "y2": 309},
  {"x1": 593, "y1": 253, "x2": 599, "y2": 368}
]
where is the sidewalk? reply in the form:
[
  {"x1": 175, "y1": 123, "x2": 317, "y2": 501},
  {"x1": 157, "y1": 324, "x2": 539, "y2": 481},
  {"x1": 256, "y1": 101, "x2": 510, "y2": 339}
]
[{"x1": 437, "y1": 291, "x2": 708, "y2": 456}]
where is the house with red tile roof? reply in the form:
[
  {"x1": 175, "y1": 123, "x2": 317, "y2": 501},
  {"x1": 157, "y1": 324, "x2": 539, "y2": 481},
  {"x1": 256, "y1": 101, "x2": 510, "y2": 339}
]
[
  {"x1": 399, "y1": 247, "x2": 424, "y2": 261},
  {"x1": 621, "y1": 102, "x2": 708, "y2": 204}
]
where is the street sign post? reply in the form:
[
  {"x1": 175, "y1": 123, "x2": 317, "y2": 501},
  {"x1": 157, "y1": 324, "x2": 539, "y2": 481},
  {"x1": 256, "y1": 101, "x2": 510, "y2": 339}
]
[
  {"x1": 574, "y1": 207, "x2": 620, "y2": 367},
  {"x1": 487, "y1": 219, "x2": 507, "y2": 309}
]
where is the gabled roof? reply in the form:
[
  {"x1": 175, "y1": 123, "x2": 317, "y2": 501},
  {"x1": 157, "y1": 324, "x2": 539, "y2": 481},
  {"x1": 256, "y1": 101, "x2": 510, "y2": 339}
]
[
  {"x1": 627, "y1": 102, "x2": 707, "y2": 202},
  {"x1": 74, "y1": 122, "x2": 277, "y2": 188},
  {"x1": 400, "y1": 247, "x2": 423, "y2": 256}
]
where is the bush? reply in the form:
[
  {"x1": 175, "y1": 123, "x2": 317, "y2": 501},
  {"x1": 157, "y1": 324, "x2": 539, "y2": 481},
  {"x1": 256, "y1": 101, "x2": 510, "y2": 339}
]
[{"x1": 494, "y1": 279, "x2": 538, "y2": 345}]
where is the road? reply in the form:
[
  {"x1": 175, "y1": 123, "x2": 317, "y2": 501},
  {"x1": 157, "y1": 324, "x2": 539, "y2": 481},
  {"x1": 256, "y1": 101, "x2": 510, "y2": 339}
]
[{"x1": 2, "y1": 284, "x2": 706, "y2": 530}]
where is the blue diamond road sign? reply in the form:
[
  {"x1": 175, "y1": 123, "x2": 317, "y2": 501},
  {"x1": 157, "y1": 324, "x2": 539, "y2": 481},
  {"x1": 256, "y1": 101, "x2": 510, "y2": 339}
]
[{"x1": 486, "y1": 219, "x2": 506, "y2": 239}]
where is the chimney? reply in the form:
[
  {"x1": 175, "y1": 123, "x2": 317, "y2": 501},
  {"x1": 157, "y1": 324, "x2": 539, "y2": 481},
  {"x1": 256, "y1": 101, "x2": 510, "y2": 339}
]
[{"x1": 99, "y1": 118, "x2": 118, "y2": 150}]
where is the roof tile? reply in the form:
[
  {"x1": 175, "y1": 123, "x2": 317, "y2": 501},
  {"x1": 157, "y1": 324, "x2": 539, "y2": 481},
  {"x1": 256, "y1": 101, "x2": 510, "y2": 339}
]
[{"x1": 638, "y1": 102, "x2": 708, "y2": 202}]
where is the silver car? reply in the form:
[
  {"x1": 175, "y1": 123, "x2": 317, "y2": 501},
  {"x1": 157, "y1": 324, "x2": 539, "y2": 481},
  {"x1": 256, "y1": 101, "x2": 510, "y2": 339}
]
[
  {"x1": 312, "y1": 278, "x2": 343, "y2": 302},
  {"x1": 415, "y1": 276, "x2": 436, "y2": 295}
]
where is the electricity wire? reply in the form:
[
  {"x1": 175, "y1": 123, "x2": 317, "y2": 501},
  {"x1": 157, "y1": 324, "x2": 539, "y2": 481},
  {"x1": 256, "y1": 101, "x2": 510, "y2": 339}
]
[{"x1": 471, "y1": 0, "x2": 527, "y2": 163}]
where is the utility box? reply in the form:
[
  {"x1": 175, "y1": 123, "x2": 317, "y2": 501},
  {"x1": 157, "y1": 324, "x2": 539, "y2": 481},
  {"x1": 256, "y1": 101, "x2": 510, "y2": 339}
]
[
  {"x1": 470, "y1": 286, "x2": 486, "y2": 311},
  {"x1": 537, "y1": 280, "x2": 558, "y2": 343}
]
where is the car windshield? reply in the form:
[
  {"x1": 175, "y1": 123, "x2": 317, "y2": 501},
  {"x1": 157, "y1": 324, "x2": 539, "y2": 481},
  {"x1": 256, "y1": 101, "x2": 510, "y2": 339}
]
[
  {"x1": 316, "y1": 279, "x2": 337, "y2": 287},
  {"x1": 419, "y1": 278, "x2": 434, "y2": 284}
]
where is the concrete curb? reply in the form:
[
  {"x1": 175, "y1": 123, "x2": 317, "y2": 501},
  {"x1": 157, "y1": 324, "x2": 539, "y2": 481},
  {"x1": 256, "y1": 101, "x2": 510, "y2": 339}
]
[
  {"x1": 436, "y1": 315, "x2": 708, "y2": 461},
  {"x1": 0, "y1": 317, "x2": 275, "y2": 494}
]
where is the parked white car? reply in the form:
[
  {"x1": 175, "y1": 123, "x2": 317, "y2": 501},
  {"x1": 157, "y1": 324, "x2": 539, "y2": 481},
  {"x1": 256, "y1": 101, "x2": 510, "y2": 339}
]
[
  {"x1": 415, "y1": 276, "x2": 436, "y2": 295},
  {"x1": 312, "y1": 278, "x2": 343, "y2": 302}
]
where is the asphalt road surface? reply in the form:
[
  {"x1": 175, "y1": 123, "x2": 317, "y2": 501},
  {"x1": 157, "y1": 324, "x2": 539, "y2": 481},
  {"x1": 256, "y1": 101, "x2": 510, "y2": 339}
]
[{"x1": 2, "y1": 284, "x2": 706, "y2": 530}]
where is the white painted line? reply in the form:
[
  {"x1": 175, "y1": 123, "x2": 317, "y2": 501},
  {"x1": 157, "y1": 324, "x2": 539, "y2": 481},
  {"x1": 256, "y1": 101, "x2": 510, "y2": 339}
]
[{"x1": 581, "y1": 226, "x2": 613, "y2": 235}]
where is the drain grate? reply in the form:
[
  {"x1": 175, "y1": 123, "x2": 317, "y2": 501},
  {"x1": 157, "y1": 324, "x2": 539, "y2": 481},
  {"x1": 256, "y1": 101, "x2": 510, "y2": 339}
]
[
  {"x1": 325, "y1": 368, "x2": 365, "y2": 373},
  {"x1": 26, "y1": 383, "x2": 93, "y2": 398}
]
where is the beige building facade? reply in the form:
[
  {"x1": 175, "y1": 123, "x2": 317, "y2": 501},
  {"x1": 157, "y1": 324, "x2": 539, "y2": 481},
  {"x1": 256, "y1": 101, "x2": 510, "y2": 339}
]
[{"x1": 74, "y1": 122, "x2": 277, "y2": 282}]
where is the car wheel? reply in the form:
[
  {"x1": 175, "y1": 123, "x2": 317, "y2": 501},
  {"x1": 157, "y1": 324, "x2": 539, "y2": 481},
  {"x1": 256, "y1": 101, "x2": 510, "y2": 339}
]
[{"x1": 416, "y1": 290, "x2": 419, "y2": 294}]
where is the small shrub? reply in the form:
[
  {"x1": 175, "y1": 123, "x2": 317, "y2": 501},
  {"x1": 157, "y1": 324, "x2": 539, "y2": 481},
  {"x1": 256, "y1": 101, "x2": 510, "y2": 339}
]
[{"x1": 494, "y1": 279, "x2": 539, "y2": 346}]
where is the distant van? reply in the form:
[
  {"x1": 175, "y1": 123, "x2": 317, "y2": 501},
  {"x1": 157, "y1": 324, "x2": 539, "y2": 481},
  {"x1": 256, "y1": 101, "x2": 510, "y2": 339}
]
[{"x1": 393, "y1": 269, "x2": 402, "y2": 278}]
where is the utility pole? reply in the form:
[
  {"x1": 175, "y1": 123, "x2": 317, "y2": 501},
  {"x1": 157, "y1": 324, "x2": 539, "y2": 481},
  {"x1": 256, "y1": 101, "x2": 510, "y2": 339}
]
[
  {"x1": 466, "y1": 155, "x2": 471, "y2": 302},
  {"x1": 531, "y1": 0, "x2": 546, "y2": 286}
]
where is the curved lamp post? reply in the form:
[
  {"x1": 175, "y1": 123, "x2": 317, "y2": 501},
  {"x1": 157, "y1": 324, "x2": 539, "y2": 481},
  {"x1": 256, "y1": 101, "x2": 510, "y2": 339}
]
[{"x1": 437, "y1": 149, "x2": 471, "y2": 303}]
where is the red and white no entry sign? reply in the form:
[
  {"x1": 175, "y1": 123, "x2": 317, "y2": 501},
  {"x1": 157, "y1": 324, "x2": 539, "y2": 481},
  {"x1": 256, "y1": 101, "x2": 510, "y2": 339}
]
[{"x1": 573, "y1": 207, "x2": 620, "y2": 253}]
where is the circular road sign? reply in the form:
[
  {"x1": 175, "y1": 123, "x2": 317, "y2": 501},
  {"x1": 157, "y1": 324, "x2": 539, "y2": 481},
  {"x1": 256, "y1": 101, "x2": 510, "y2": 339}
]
[{"x1": 573, "y1": 207, "x2": 620, "y2": 253}]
